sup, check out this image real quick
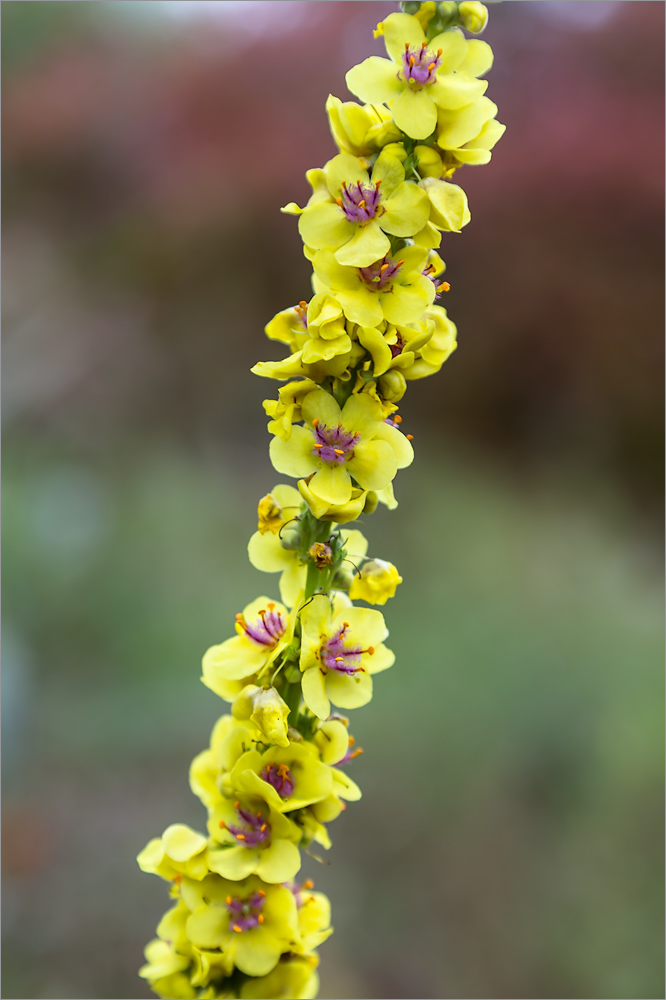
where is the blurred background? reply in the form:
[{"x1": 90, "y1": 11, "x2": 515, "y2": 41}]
[{"x1": 2, "y1": 2, "x2": 664, "y2": 998}]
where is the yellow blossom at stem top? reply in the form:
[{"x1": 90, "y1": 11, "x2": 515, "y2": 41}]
[{"x1": 346, "y1": 12, "x2": 488, "y2": 140}]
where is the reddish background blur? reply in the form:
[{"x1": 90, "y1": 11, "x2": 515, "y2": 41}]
[{"x1": 2, "y1": 3, "x2": 664, "y2": 999}]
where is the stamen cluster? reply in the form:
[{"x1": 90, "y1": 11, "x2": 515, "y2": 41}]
[{"x1": 137, "y1": 3, "x2": 501, "y2": 998}]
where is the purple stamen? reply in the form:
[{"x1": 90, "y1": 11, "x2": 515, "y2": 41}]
[
  {"x1": 227, "y1": 805, "x2": 271, "y2": 848},
  {"x1": 311, "y1": 420, "x2": 359, "y2": 465},
  {"x1": 226, "y1": 891, "x2": 266, "y2": 932},
  {"x1": 401, "y1": 41, "x2": 442, "y2": 87},
  {"x1": 237, "y1": 604, "x2": 286, "y2": 648},
  {"x1": 321, "y1": 623, "x2": 365, "y2": 675},
  {"x1": 338, "y1": 180, "x2": 382, "y2": 224},
  {"x1": 261, "y1": 762, "x2": 296, "y2": 799},
  {"x1": 358, "y1": 255, "x2": 404, "y2": 292}
]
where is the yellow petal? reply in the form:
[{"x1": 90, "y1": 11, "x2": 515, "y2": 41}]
[
  {"x1": 347, "y1": 439, "x2": 397, "y2": 491},
  {"x1": 391, "y1": 88, "x2": 438, "y2": 141},
  {"x1": 269, "y1": 425, "x2": 316, "y2": 479},
  {"x1": 345, "y1": 56, "x2": 404, "y2": 104},
  {"x1": 302, "y1": 666, "x2": 331, "y2": 720},
  {"x1": 334, "y1": 221, "x2": 391, "y2": 268}
]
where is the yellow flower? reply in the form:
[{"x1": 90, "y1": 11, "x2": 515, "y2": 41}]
[
  {"x1": 262, "y1": 381, "x2": 317, "y2": 442},
  {"x1": 403, "y1": 303, "x2": 457, "y2": 379},
  {"x1": 239, "y1": 954, "x2": 319, "y2": 1000},
  {"x1": 326, "y1": 94, "x2": 401, "y2": 157},
  {"x1": 137, "y1": 824, "x2": 209, "y2": 882},
  {"x1": 297, "y1": 478, "x2": 368, "y2": 523},
  {"x1": 269, "y1": 388, "x2": 413, "y2": 506},
  {"x1": 207, "y1": 793, "x2": 302, "y2": 883},
  {"x1": 181, "y1": 874, "x2": 301, "y2": 978},
  {"x1": 292, "y1": 883, "x2": 333, "y2": 953},
  {"x1": 299, "y1": 593, "x2": 394, "y2": 719},
  {"x1": 420, "y1": 177, "x2": 471, "y2": 233},
  {"x1": 228, "y1": 742, "x2": 333, "y2": 813},
  {"x1": 436, "y1": 95, "x2": 504, "y2": 169},
  {"x1": 349, "y1": 558, "x2": 403, "y2": 605},
  {"x1": 264, "y1": 301, "x2": 309, "y2": 354},
  {"x1": 312, "y1": 244, "x2": 435, "y2": 328},
  {"x1": 297, "y1": 151, "x2": 430, "y2": 268},
  {"x1": 346, "y1": 12, "x2": 487, "y2": 140},
  {"x1": 202, "y1": 597, "x2": 294, "y2": 699}
]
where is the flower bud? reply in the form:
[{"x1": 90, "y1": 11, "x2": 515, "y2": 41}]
[
  {"x1": 252, "y1": 686, "x2": 291, "y2": 747},
  {"x1": 378, "y1": 369, "x2": 407, "y2": 403},
  {"x1": 232, "y1": 684, "x2": 291, "y2": 747},
  {"x1": 438, "y1": 1, "x2": 458, "y2": 21},
  {"x1": 459, "y1": 1, "x2": 488, "y2": 33},
  {"x1": 363, "y1": 492, "x2": 379, "y2": 515},
  {"x1": 414, "y1": 145, "x2": 443, "y2": 179},
  {"x1": 349, "y1": 559, "x2": 402, "y2": 605}
]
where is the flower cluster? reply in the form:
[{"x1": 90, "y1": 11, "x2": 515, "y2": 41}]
[{"x1": 138, "y1": 3, "x2": 502, "y2": 997}]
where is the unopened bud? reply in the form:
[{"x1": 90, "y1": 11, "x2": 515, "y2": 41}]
[
  {"x1": 458, "y1": 1, "x2": 488, "y2": 33},
  {"x1": 232, "y1": 685, "x2": 290, "y2": 747},
  {"x1": 363, "y1": 492, "x2": 379, "y2": 515},
  {"x1": 378, "y1": 370, "x2": 407, "y2": 403},
  {"x1": 414, "y1": 145, "x2": 443, "y2": 179}
]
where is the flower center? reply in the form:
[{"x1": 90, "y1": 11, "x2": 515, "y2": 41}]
[
  {"x1": 358, "y1": 255, "x2": 404, "y2": 292},
  {"x1": 311, "y1": 418, "x2": 359, "y2": 465},
  {"x1": 294, "y1": 300, "x2": 308, "y2": 330},
  {"x1": 261, "y1": 762, "x2": 295, "y2": 798},
  {"x1": 226, "y1": 890, "x2": 266, "y2": 933},
  {"x1": 321, "y1": 622, "x2": 374, "y2": 675},
  {"x1": 401, "y1": 41, "x2": 443, "y2": 87},
  {"x1": 224, "y1": 802, "x2": 271, "y2": 848},
  {"x1": 337, "y1": 180, "x2": 382, "y2": 224},
  {"x1": 236, "y1": 602, "x2": 286, "y2": 648}
]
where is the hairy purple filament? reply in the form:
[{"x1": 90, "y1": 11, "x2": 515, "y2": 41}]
[
  {"x1": 311, "y1": 419, "x2": 359, "y2": 465},
  {"x1": 227, "y1": 805, "x2": 271, "y2": 848},
  {"x1": 358, "y1": 255, "x2": 404, "y2": 291},
  {"x1": 401, "y1": 41, "x2": 443, "y2": 87},
  {"x1": 237, "y1": 604, "x2": 286, "y2": 648},
  {"x1": 261, "y1": 762, "x2": 296, "y2": 799},
  {"x1": 227, "y1": 891, "x2": 266, "y2": 932},
  {"x1": 321, "y1": 623, "x2": 366, "y2": 675},
  {"x1": 339, "y1": 180, "x2": 382, "y2": 224}
]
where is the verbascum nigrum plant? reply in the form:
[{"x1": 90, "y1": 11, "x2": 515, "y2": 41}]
[{"x1": 138, "y1": 3, "x2": 503, "y2": 997}]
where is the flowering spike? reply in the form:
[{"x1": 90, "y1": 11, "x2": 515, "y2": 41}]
[{"x1": 138, "y1": 3, "x2": 503, "y2": 997}]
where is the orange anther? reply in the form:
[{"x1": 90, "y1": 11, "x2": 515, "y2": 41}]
[
  {"x1": 380, "y1": 263, "x2": 389, "y2": 273},
  {"x1": 219, "y1": 820, "x2": 226, "y2": 828},
  {"x1": 260, "y1": 824, "x2": 267, "y2": 832},
  {"x1": 393, "y1": 414, "x2": 402, "y2": 423},
  {"x1": 359, "y1": 199, "x2": 366, "y2": 209},
  {"x1": 258, "y1": 890, "x2": 266, "y2": 897},
  {"x1": 258, "y1": 914, "x2": 265, "y2": 924},
  {"x1": 234, "y1": 801, "x2": 239, "y2": 808},
  {"x1": 428, "y1": 62, "x2": 436, "y2": 72},
  {"x1": 227, "y1": 896, "x2": 232, "y2": 904},
  {"x1": 236, "y1": 833, "x2": 246, "y2": 841},
  {"x1": 349, "y1": 735, "x2": 355, "y2": 746},
  {"x1": 406, "y1": 434, "x2": 414, "y2": 441},
  {"x1": 367, "y1": 646, "x2": 375, "y2": 655},
  {"x1": 303, "y1": 879, "x2": 314, "y2": 889},
  {"x1": 437, "y1": 48, "x2": 443, "y2": 56},
  {"x1": 312, "y1": 418, "x2": 319, "y2": 427},
  {"x1": 233, "y1": 924, "x2": 242, "y2": 933},
  {"x1": 299, "y1": 300, "x2": 307, "y2": 310},
  {"x1": 342, "y1": 622, "x2": 350, "y2": 628},
  {"x1": 409, "y1": 55, "x2": 415, "y2": 66},
  {"x1": 267, "y1": 602, "x2": 275, "y2": 610},
  {"x1": 334, "y1": 448, "x2": 345, "y2": 455},
  {"x1": 336, "y1": 197, "x2": 343, "y2": 207}
]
